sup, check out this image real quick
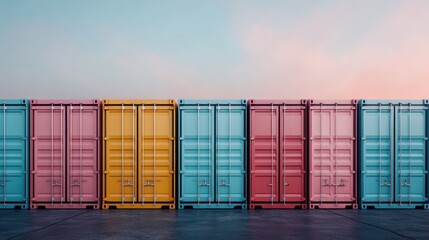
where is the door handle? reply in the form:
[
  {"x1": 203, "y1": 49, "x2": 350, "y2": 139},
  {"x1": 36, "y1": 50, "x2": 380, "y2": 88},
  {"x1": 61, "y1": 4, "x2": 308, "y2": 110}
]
[
  {"x1": 401, "y1": 180, "x2": 411, "y2": 187},
  {"x1": 380, "y1": 179, "x2": 391, "y2": 186},
  {"x1": 219, "y1": 179, "x2": 230, "y2": 187},
  {"x1": 199, "y1": 178, "x2": 210, "y2": 187}
]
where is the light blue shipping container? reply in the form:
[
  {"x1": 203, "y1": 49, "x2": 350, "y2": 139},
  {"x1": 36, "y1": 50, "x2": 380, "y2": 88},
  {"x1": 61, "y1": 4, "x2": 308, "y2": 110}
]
[
  {"x1": 359, "y1": 100, "x2": 429, "y2": 209},
  {"x1": 0, "y1": 99, "x2": 29, "y2": 209},
  {"x1": 178, "y1": 100, "x2": 247, "y2": 209}
]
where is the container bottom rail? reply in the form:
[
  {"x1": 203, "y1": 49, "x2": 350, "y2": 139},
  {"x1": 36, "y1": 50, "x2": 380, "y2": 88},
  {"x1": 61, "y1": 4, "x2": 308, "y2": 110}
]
[
  {"x1": 309, "y1": 203, "x2": 358, "y2": 209},
  {"x1": 102, "y1": 203, "x2": 175, "y2": 209},
  {"x1": 30, "y1": 203, "x2": 100, "y2": 209},
  {"x1": 0, "y1": 203, "x2": 29, "y2": 209},
  {"x1": 361, "y1": 203, "x2": 429, "y2": 210},
  {"x1": 249, "y1": 203, "x2": 307, "y2": 209},
  {"x1": 178, "y1": 203, "x2": 247, "y2": 209}
]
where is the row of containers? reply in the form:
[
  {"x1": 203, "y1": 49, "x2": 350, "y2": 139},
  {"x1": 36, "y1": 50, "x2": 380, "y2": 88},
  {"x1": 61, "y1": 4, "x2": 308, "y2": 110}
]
[{"x1": 0, "y1": 99, "x2": 428, "y2": 210}]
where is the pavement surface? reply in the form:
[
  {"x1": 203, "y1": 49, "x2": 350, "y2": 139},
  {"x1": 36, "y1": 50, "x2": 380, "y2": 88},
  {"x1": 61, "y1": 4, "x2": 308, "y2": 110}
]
[{"x1": 1, "y1": 209, "x2": 428, "y2": 240}]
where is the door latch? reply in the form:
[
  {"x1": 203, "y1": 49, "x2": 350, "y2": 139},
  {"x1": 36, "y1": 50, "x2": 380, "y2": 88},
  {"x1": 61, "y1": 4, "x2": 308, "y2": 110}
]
[
  {"x1": 401, "y1": 180, "x2": 411, "y2": 187},
  {"x1": 219, "y1": 179, "x2": 230, "y2": 187},
  {"x1": 199, "y1": 178, "x2": 210, "y2": 187},
  {"x1": 380, "y1": 179, "x2": 391, "y2": 186}
]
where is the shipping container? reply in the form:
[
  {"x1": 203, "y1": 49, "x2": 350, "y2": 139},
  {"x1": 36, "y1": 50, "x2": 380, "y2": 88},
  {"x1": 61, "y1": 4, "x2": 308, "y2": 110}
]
[
  {"x1": 0, "y1": 99, "x2": 29, "y2": 209},
  {"x1": 30, "y1": 100, "x2": 101, "y2": 209},
  {"x1": 102, "y1": 100, "x2": 176, "y2": 209},
  {"x1": 178, "y1": 99, "x2": 247, "y2": 209},
  {"x1": 248, "y1": 100, "x2": 307, "y2": 209},
  {"x1": 308, "y1": 100, "x2": 358, "y2": 209},
  {"x1": 359, "y1": 100, "x2": 429, "y2": 209}
]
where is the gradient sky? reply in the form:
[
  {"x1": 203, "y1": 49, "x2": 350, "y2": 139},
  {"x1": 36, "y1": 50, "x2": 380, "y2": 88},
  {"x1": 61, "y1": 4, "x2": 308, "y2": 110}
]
[{"x1": 0, "y1": 1, "x2": 428, "y2": 99}]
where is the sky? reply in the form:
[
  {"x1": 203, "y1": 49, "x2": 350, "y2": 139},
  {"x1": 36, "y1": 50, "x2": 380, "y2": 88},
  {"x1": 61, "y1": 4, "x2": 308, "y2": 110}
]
[{"x1": 0, "y1": 0, "x2": 428, "y2": 99}]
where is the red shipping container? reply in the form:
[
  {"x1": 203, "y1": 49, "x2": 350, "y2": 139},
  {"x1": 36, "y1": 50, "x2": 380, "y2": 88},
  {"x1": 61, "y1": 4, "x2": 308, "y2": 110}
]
[
  {"x1": 308, "y1": 100, "x2": 358, "y2": 209},
  {"x1": 30, "y1": 100, "x2": 101, "y2": 209},
  {"x1": 249, "y1": 100, "x2": 307, "y2": 209}
]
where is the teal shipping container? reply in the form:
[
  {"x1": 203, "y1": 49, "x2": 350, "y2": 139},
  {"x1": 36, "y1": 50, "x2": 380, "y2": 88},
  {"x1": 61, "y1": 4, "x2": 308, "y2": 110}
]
[
  {"x1": 359, "y1": 100, "x2": 429, "y2": 209},
  {"x1": 0, "y1": 100, "x2": 29, "y2": 209},
  {"x1": 178, "y1": 100, "x2": 247, "y2": 209}
]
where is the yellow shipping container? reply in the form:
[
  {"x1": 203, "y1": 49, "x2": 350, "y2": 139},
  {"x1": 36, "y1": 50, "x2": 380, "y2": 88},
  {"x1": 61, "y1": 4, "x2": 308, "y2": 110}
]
[{"x1": 102, "y1": 100, "x2": 176, "y2": 209}]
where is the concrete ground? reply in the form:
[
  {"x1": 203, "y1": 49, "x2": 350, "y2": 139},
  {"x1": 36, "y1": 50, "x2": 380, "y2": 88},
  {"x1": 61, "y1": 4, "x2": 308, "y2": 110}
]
[{"x1": 1, "y1": 210, "x2": 428, "y2": 240}]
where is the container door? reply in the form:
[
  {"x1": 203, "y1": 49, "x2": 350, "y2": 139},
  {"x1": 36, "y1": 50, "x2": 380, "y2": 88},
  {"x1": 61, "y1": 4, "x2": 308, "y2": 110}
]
[
  {"x1": 0, "y1": 104, "x2": 27, "y2": 203},
  {"x1": 310, "y1": 105, "x2": 356, "y2": 203},
  {"x1": 395, "y1": 105, "x2": 427, "y2": 203},
  {"x1": 32, "y1": 105, "x2": 66, "y2": 203},
  {"x1": 249, "y1": 105, "x2": 278, "y2": 203},
  {"x1": 68, "y1": 105, "x2": 99, "y2": 203},
  {"x1": 279, "y1": 105, "x2": 305, "y2": 203},
  {"x1": 104, "y1": 105, "x2": 137, "y2": 203},
  {"x1": 216, "y1": 104, "x2": 246, "y2": 203},
  {"x1": 179, "y1": 105, "x2": 215, "y2": 203},
  {"x1": 138, "y1": 104, "x2": 174, "y2": 204},
  {"x1": 360, "y1": 105, "x2": 394, "y2": 203}
]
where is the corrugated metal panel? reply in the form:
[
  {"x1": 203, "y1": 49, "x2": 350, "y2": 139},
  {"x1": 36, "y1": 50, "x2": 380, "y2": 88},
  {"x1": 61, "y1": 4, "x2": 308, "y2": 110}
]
[
  {"x1": 308, "y1": 100, "x2": 358, "y2": 209},
  {"x1": 359, "y1": 100, "x2": 429, "y2": 209},
  {"x1": 178, "y1": 100, "x2": 247, "y2": 209},
  {"x1": 138, "y1": 103, "x2": 175, "y2": 204},
  {"x1": 178, "y1": 105, "x2": 214, "y2": 203},
  {"x1": 102, "y1": 100, "x2": 176, "y2": 209},
  {"x1": 250, "y1": 105, "x2": 279, "y2": 203},
  {"x1": 68, "y1": 105, "x2": 100, "y2": 204},
  {"x1": 103, "y1": 104, "x2": 137, "y2": 204},
  {"x1": 216, "y1": 104, "x2": 246, "y2": 203},
  {"x1": 279, "y1": 103, "x2": 307, "y2": 205},
  {"x1": 31, "y1": 104, "x2": 67, "y2": 205},
  {"x1": 30, "y1": 100, "x2": 100, "y2": 209},
  {"x1": 394, "y1": 105, "x2": 427, "y2": 203},
  {"x1": 359, "y1": 104, "x2": 393, "y2": 204},
  {"x1": 0, "y1": 100, "x2": 29, "y2": 209},
  {"x1": 248, "y1": 100, "x2": 307, "y2": 209}
]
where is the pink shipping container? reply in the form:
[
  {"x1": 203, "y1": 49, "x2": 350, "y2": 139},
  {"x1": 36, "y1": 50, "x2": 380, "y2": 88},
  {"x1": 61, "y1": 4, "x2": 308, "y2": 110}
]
[
  {"x1": 249, "y1": 100, "x2": 307, "y2": 209},
  {"x1": 308, "y1": 100, "x2": 358, "y2": 209},
  {"x1": 30, "y1": 100, "x2": 101, "y2": 209}
]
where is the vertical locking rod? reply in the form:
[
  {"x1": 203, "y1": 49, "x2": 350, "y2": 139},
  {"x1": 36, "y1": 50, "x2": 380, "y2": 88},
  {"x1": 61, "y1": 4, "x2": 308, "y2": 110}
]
[
  {"x1": 121, "y1": 103, "x2": 124, "y2": 205},
  {"x1": 378, "y1": 103, "x2": 382, "y2": 205},
  {"x1": 334, "y1": 104, "x2": 338, "y2": 204},
  {"x1": 60, "y1": 104, "x2": 64, "y2": 204},
  {"x1": 399, "y1": 104, "x2": 402, "y2": 205},
  {"x1": 141, "y1": 104, "x2": 145, "y2": 205},
  {"x1": 79, "y1": 104, "x2": 83, "y2": 204},
  {"x1": 69, "y1": 105, "x2": 73, "y2": 203},
  {"x1": 408, "y1": 104, "x2": 412, "y2": 205},
  {"x1": 3, "y1": 104, "x2": 6, "y2": 204},
  {"x1": 51, "y1": 104, "x2": 54, "y2": 205},
  {"x1": 282, "y1": 104, "x2": 287, "y2": 205},
  {"x1": 270, "y1": 104, "x2": 274, "y2": 205},
  {"x1": 153, "y1": 103, "x2": 157, "y2": 205},
  {"x1": 217, "y1": 104, "x2": 220, "y2": 205},
  {"x1": 319, "y1": 103, "x2": 323, "y2": 205},
  {"x1": 197, "y1": 103, "x2": 200, "y2": 205},
  {"x1": 208, "y1": 103, "x2": 211, "y2": 205},
  {"x1": 228, "y1": 104, "x2": 232, "y2": 205},
  {"x1": 132, "y1": 103, "x2": 135, "y2": 205}
]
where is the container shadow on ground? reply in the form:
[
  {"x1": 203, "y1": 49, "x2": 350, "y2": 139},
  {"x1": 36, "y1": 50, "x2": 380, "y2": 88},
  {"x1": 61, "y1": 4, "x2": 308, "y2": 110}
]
[{"x1": 1, "y1": 210, "x2": 428, "y2": 240}]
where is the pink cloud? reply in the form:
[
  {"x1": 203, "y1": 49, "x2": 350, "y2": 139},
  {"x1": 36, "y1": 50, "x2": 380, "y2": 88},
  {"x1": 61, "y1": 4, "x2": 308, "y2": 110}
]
[{"x1": 231, "y1": 2, "x2": 429, "y2": 99}]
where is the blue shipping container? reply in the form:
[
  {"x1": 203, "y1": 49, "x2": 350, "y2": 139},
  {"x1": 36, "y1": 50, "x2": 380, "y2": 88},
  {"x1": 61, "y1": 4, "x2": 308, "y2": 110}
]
[
  {"x1": 359, "y1": 100, "x2": 429, "y2": 209},
  {"x1": 178, "y1": 100, "x2": 247, "y2": 209},
  {"x1": 0, "y1": 99, "x2": 29, "y2": 209}
]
